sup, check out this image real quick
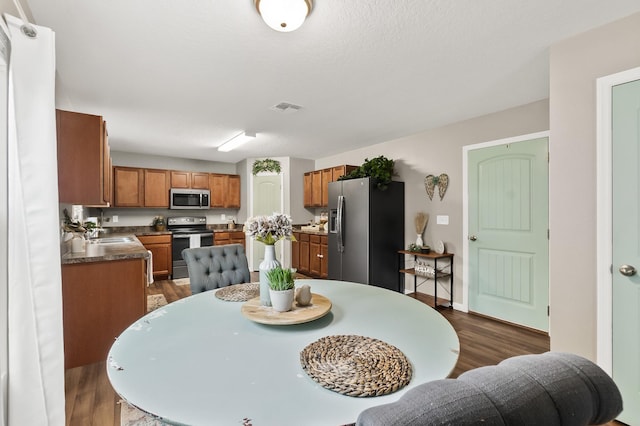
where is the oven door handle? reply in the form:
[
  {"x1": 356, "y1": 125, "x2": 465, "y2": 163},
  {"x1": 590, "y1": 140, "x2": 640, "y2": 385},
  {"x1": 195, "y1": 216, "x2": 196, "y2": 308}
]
[{"x1": 172, "y1": 233, "x2": 214, "y2": 239}]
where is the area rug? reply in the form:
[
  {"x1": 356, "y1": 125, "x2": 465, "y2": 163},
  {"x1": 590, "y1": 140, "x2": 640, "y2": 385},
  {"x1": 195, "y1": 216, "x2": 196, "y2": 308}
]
[
  {"x1": 120, "y1": 400, "x2": 166, "y2": 426},
  {"x1": 147, "y1": 294, "x2": 168, "y2": 312},
  {"x1": 172, "y1": 278, "x2": 190, "y2": 286}
]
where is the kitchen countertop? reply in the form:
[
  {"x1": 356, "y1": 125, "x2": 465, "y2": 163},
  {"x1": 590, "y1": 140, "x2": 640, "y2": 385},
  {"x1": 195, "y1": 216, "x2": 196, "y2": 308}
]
[
  {"x1": 61, "y1": 233, "x2": 150, "y2": 265},
  {"x1": 293, "y1": 227, "x2": 328, "y2": 236}
]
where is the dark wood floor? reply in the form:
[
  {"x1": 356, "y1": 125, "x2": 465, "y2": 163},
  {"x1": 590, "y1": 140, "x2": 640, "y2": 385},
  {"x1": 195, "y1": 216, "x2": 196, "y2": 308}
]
[{"x1": 65, "y1": 280, "x2": 557, "y2": 425}]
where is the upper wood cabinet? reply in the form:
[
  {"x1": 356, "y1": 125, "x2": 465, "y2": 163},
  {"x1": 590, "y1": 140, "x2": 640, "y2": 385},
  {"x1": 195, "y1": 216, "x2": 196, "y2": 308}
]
[
  {"x1": 56, "y1": 109, "x2": 112, "y2": 206},
  {"x1": 113, "y1": 167, "x2": 240, "y2": 209},
  {"x1": 303, "y1": 165, "x2": 356, "y2": 208},
  {"x1": 303, "y1": 173, "x2": 312, "y2": 206},
  {"x1": 113, "y1": 166, "x2": 144, "y2": 207},
  {"x1": 171, "y1": 171, "x2": 209, "y2": 189},
  {"x1": 144, "y1": 169, "x2": 170, "y2": 207},
  {"x1": 209, "y1": 174, "x2": 241, "y2": 208}
]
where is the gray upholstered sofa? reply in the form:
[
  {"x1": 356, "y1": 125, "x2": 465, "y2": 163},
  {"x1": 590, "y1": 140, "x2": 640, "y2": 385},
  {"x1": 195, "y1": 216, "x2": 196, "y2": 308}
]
[
  {"x1": 356, "y1": 352, "x2": 622, "y2": 426},
  {"x1": 181, "y1": 244, "x2": 251, "y2": 294}
]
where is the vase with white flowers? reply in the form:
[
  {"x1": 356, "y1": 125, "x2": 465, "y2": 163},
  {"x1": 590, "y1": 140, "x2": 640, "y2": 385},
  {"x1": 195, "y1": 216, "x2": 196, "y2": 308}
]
[{"x1": 244, "y1": 213, "x2": 295, "y2": 306}]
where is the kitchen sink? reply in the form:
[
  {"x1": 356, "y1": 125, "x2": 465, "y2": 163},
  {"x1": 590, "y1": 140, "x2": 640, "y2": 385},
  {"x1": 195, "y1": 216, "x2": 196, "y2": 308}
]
[{"x1": 90, "y1": 236, "x2": 136, "y2": 244}]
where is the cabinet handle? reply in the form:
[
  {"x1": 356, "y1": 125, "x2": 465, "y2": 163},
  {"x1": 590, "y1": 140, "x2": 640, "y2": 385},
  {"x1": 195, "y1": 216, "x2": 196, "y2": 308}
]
[{"x1": 317, "y1": 254, "x2": 323, "y2": 258}]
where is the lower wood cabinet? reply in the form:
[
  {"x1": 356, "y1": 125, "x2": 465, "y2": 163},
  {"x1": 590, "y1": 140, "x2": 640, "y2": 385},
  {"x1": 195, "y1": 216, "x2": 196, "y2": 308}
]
[
  {"x1": 62, "y1": 258, "x2": 146, "y2": 369},
  {"x1": 309, "y1": 234, "x2": 328, "y2": 278},
  {"x1": 214, "y1": 231, "x2": 246, "y2": 248},
  {"x1": 292, "y1": 232, "x2": 327, "y2": 278},
  {"x1": 137, "y1": 234, "x2": 172, "y2": 279}
]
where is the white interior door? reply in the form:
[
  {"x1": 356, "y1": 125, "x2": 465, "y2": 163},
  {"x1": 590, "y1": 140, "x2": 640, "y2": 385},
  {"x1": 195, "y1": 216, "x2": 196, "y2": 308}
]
[
  {"x1": 251, "y1": 174, "x2": 282, "y2": 270},
  {"x1": 466, "y1": 135, "x2": 549, "y2": 331},
  {"x1": 611, "y1": 77, "x2": 640, "y2": 425}
]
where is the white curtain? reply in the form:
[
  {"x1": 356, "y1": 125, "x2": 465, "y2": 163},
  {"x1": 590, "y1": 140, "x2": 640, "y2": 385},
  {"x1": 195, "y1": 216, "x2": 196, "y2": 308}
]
[{"x1": 3, "y1": 14, "x2": 64, "y2": 426}]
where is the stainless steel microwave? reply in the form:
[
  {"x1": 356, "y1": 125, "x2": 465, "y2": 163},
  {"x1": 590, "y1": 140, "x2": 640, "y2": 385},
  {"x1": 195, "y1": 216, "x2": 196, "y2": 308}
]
[{"x1": 170, "y1": 188, "x2": 210, "y2": 210}]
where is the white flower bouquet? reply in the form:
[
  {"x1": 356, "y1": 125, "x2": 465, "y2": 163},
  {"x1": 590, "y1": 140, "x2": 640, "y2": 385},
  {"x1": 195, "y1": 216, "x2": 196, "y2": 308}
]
[{"x1": 244, "y1": 213, "x2": 295, "y2": 245}]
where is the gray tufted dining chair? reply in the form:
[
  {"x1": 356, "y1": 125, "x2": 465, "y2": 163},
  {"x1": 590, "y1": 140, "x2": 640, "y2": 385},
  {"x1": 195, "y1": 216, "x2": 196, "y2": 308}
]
[{"x1": 181, "y1": 244, "x2": 251, "y2": 294}]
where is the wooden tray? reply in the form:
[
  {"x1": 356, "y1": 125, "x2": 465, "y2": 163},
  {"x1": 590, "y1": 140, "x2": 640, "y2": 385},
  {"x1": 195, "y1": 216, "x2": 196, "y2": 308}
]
[{"x1": 241, "y1": 293, "x2": 332, "y2": 325}]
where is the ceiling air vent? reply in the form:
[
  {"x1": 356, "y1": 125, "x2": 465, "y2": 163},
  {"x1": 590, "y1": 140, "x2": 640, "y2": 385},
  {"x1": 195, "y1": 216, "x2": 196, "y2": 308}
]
[{"x1": 270, "y1": 102, "x2": 303, "y2": 114}]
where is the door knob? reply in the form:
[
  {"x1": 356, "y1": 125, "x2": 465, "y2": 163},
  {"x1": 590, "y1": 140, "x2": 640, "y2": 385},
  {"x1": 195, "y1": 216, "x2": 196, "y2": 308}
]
[
  {"x1": 469, "y1": 235, "x2": 477, "y2": 241},
  {"x1": 619, "y1": 264, "x2": 637, "y2": 277}
]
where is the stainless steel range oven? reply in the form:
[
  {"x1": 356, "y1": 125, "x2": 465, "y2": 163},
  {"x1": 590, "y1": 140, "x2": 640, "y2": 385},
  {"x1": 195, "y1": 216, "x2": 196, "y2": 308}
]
[{"x1": 168, "y1": 216, "x2": 214, "y2": 279}]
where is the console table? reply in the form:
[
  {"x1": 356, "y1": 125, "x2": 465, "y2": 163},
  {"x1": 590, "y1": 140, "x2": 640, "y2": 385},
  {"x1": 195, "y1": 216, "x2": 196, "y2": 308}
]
[{"x1": 398, "y1": 250, "x2": 454, "y2": 308}]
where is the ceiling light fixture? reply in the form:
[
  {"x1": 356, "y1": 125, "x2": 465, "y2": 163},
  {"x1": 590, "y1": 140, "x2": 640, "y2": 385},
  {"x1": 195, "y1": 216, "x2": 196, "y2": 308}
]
[
  {"x1": 254, "y1": 0, "x2": 313, "y2": 33},
  {"x1": 218, "y1": 131, "x2": 256, "y2": 152}
]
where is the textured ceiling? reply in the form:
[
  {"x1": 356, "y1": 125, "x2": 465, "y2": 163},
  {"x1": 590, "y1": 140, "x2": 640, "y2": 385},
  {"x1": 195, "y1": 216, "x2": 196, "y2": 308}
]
[{"x1": 25, "y1": 0, "x2": 640, "y2": 163}]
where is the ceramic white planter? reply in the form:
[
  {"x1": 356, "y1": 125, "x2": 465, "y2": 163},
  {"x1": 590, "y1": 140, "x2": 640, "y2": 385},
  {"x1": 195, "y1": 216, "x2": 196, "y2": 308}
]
[
  {"x1": 269, "y1": 288, "x2": 294, "y2": 312},
  {"x1": 259, "y1": 244, "x2": 280, "y2": 306}
]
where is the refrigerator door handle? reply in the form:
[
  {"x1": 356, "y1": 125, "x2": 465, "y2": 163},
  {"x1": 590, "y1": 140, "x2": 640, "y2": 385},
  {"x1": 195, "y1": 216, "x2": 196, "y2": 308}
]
[{"x1": 337, "y1": 195, "x2": 345, "y2": 253}]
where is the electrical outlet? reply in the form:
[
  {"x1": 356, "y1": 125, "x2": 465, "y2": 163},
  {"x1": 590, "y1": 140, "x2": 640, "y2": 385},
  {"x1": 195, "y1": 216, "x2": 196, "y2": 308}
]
[
  {"x1": 112, "y1": 215, "x2": 119, "y2": 223},
  {"x1": 221, "y1": 214, "x2": 226, "y2": 221}
]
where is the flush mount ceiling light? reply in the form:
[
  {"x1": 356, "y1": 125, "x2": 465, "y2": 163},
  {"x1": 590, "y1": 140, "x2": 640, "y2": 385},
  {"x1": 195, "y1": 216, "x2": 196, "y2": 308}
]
[
  {"x1": 254, "y1": 0, "x2": 313, "y2": 32},
  {"x1": 218, "y1": 131, "x2": 256, "y2": 152}
]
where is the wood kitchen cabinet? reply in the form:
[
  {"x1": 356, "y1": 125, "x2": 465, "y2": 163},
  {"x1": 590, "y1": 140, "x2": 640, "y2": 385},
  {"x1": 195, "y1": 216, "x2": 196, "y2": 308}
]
[
  {"x1": 292, "y1": 232, "x2": 300, "y2": 270},
  {"x1": 62, "y1": 258, "x2": 146, "y2": 369},
  {"x1": 298, "y1": 233, "x2": 310, "y2": 275},
  {"x1": 209, "y1": 174, "x2": 241, "y2": 208},
  {"x1": 171, "y1": 171, "x2": 209, "y2": 189},
  {"x1": 214, "y1": 231, "x2": 246, "y2": 249},
  {"x1": 144, "y1": 168, "x2": 171, "y2": 207},
  {"x1": 303, "y1": 173, "x2": 313, "y2": 206},
  {"x1": 56, "y1": 109, "x2": 112, "y2": 206},
  {"x1": 309, "y1": 234, "x2": 328, "y2": 278},
  {"x1": 321, "y1": 237, "x2": 329, "y2": 278},
  {"x1": 303, "y1": 165, "x2": 357, "y2": 208},
  {"x1": 113, "y1": 166, "x2": 144, "y2": 207},
  {"x1": 292, "y1": 231, "x2": 327, "y2": 278},
  {"x1": 138, "y1": 234, "x2": 172, "y2": 279},
  {"x1": 113, "y1": 167, "x2": 240, "y2": 209}
]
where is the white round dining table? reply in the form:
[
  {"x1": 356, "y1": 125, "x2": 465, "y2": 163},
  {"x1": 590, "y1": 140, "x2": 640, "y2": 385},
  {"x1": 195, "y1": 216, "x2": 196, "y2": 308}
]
[{"x1": 107, "y1": 279, "x2": 459, "y2": 426}]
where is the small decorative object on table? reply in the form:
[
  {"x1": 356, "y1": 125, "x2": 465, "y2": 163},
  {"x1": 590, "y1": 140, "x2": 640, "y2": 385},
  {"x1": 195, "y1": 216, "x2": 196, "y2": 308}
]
[
  {"x1": 435, "y1": 240, "x2": 446, "y2": 254},
  {"x1": 266, "y1": 266, "x2": 296, "y2": 312},
  {"x1": 414, "y1": 212, "x2": 428, "y2": 246},
  {"x1": 295, "y1": 284, "x2": 312, "y2": 306},
  {"x1": 244, "y1": 213, "x2": 296, "y2": 306}
]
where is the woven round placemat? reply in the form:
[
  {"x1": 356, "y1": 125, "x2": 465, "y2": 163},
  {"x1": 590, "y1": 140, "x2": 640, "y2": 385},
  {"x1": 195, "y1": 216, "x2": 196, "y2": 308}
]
[
  {"x1": 215, "y1": 283, "x2": 260, "y2": 302},
  {"x1": 300, "y1": 335, "x2": 412, "y2": 397}
]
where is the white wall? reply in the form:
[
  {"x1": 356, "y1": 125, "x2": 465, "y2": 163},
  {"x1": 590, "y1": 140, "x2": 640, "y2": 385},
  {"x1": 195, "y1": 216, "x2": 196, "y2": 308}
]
[
  {"x1": 548, "y1": 12, "x2": 640, "y2": 359},
  {"x1": 111, "y1": 151, "x2": 236, "y2": 174},
  {"x1": 316, "y1": 99, "x2": 549, "y2": 302}
]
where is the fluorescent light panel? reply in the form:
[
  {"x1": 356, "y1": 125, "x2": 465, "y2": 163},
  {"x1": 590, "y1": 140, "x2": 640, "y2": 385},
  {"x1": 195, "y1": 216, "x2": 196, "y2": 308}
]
[{"x1": 218, "y1": 131, "x2": 256, "y2": 152}]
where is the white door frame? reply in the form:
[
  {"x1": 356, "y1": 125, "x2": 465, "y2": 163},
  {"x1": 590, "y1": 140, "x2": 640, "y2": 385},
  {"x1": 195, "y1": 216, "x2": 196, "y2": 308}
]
[
  {"x1": 596, "y1": 66, "x2": 640, "y2": 374},
  {"x1": 461, "y1": 131, "x2": 550, "y2": 314}
]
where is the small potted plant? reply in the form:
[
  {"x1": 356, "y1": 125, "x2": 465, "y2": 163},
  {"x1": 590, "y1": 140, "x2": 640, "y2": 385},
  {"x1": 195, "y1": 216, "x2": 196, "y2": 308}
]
[
  {"x1": 266, "y1": 267, "x2": 296, "y2": 312},
  {"x1": 152, "y1": 215, "x2": 166, "y2": 231}
]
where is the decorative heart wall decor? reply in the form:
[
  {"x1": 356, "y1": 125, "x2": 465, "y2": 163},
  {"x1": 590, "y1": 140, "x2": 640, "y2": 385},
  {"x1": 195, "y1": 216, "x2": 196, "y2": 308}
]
[
  {"x1": 424, "y1": 173, "x2": 449, "y2": 201},
  {"x1": 424, "y1": 175, "x2": 436, "y2": 200},
  {"x1": 437, "y1": 173, "x2": 449, "y2": 200}
]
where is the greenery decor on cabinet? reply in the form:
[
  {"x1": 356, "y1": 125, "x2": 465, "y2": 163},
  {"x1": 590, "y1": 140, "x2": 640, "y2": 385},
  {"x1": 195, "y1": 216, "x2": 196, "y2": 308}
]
[
  {"x1": 252, "y1": 158, "x2": 281, "y2": 175},
  {"x1": 338, "y1": 155, "x2": 395, "y2": 190}
]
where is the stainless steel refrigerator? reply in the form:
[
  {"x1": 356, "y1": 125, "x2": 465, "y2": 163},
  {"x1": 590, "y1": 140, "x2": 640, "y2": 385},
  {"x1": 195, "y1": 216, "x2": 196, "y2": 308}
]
[{"x1": 328, "y1": 177, "x2": 405, "y2": 292}]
